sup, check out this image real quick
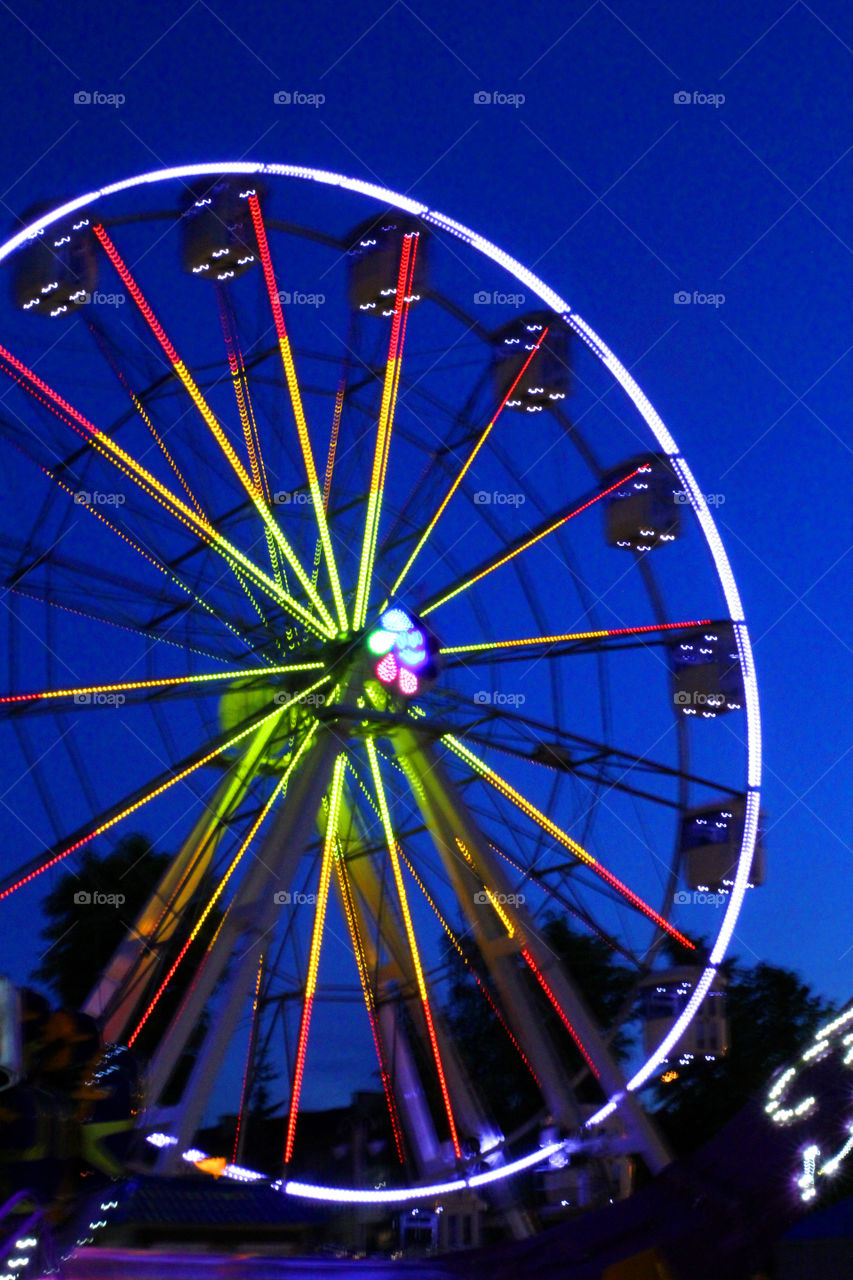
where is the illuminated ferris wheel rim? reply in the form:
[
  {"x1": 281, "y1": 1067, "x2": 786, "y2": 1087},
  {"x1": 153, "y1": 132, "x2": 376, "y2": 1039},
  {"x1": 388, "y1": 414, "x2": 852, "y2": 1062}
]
[{"x1": 1, "y1": 160, "x2": 762, "y2": 1195}]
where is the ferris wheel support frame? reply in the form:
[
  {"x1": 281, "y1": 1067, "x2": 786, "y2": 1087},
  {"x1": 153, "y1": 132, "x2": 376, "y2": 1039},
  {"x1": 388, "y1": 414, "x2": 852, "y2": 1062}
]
[
  {"x1": 147, "y1": 727, "x2": 346, "y2": 1172},
  {"x1": 85, "y1": 714, "x2": 288, "y2": 1041},
  {"x1": 394, "y1": 728, "x2": 673, "y2": 1175}
]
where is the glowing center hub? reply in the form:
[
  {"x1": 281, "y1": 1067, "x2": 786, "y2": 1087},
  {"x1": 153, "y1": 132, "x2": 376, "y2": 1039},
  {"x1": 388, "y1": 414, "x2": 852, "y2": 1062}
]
[{"x1": 365, "y1": 607, "x2": 436, "y2": 698}]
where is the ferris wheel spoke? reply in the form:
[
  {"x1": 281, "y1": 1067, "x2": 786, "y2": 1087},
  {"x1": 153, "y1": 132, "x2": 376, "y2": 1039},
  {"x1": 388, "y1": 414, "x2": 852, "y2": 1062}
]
[
  {"x1": 36, "y1": 460, "x2": 273, "y2": 654},
  {"x1": 0, "y1": 338, "x2": 334, "y2": 640},
  {"x1": 0, "y1": 674, "x2": 328, "y2": 900},
  {"x1": 129, "y1": 723, "x2": 319, "y2": 1046},
  {"x1": 284, "y1": 751, "x2": 347, "y2": 1165},
  {"x1": 441, "y1": 734, "x2": 693, "y2": 950},
  {"x1": 365, "y1": 737, "x2": 462, "y2": 1160},
  {"x1": 352, "y1": 232, "x2": 420, "y2": 630},
  {"x1": 398, "y1": 842, "x2": 541, "y2": 1088},
  {"x1": 385, "y1": 325, "x2": 550, "y2": 603},
  {"x1": 0, "y1": 658, "x2": 323, "y2": 710},
  {"x1": 92, "y1": 223, "x2": 336, "y2": 635},
  {"x1": 334, "y1": 846, "x2": 407, "y2": 1164},
  {"x1": 246, "y1": 195, "x2": 347, "y2": 632},
  {"x1": 310, "y1": 354, "x2": 348, "y2": 596},
  {"x1": 216, "y1": 286, "x2": 285, "y2": 591},
  {"x1": 421, "y1": 464, "x2": 646, "y2": 616},
  {"x1": 5, "y1": 583, "x2": 234, "y2": 665},
  {"x1": 86, "y1": 315, "x2": 208, "y2": 522},
  {"x1": 439, "y1": 618, "x2": 717, "y2": 661}
]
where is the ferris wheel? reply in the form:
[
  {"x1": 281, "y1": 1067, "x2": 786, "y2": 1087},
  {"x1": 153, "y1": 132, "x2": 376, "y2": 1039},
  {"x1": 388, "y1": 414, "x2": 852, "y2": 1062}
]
[{"x1": 0, "y1": 163, "x2": 761, "y2": 1215}]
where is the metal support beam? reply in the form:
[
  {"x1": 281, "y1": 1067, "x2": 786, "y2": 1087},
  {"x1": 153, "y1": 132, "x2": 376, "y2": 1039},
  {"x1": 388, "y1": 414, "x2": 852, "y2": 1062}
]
[{"x1": 393, "y1": 727, "x2": 672, "y2": 1175}]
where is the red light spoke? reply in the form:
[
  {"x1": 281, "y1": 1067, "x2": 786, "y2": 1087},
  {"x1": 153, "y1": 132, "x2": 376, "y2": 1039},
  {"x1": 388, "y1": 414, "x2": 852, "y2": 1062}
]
[{"x1": 521, "y1": 948, "x2": 599, "y2": 1078}]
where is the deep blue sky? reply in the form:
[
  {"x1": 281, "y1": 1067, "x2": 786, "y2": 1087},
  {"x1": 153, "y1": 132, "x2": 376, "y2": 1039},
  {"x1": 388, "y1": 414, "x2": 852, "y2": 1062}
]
[{"x1": 0, "y1": 0, "x2": 851, "y2": 1023}]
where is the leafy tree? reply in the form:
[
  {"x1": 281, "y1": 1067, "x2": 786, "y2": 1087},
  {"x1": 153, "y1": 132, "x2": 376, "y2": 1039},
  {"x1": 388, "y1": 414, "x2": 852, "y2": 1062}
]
[
  {"x1": 33, "y1": 832, "x2": 221, "y2": 1099},
  {"x1": 653, "y1": 959, "x2": 834, "y2": 1154}
]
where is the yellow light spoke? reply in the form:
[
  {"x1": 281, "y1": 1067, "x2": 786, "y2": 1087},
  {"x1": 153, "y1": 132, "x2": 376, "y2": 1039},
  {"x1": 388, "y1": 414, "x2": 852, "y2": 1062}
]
[
  {"x1": 365, "y1": 737, "x2": 461, "y2": 1159},
  {"x1": 442, "y1": 734, "x2": 694, "y2": 950},
  {"x1": 0, "y1": 675, "x2": 330, "y2": 899},
  {"x1": 439, "y1": 618, "x2": 714, "y2": 656},
  {"x1": 424, "y1": 465, "x2": 645, "y2": 615},
  {"x1": 0, "y1": 339, "x2": 333, "y2": 640},
  {"x1": 247, "y1": 196, "x2": 348, "y2": 632},
  {"x1": 218, "y1": 289, "x2": 284, "y2": 591},
  {"x1": 386, "y1": 325, "x2": 550, "y2": 601},
  {"x1": 0, "y1": 659, "x2": 324, "y2": 707},
  {"x1": 129, "y1": 723, "x2": 319, "y2": 1045},
  {"x1": 43, "y1": 463, "x2": 256, "y2": 654},
  {"x1": 92, "y1": 224, "x2": 335, "y2": 633},
  {"x1": 353, "y1": 233, "x2": 419, "y2": 629}
]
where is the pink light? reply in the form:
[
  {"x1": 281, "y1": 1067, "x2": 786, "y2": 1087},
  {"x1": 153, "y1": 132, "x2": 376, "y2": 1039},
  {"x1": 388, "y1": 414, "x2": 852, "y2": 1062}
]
[
  {"x1": 376, "y1": 653, "x2": 398, "y2": 684},
  {"x1": 399, "y1": 668, "x2": 418, "y2": 695}
]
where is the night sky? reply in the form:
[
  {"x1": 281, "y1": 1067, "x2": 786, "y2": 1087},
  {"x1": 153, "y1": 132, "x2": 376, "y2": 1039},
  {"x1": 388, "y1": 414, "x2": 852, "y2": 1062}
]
[{"x1": 0, "y1": 0, "x2": 851, "y2": 1107}]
